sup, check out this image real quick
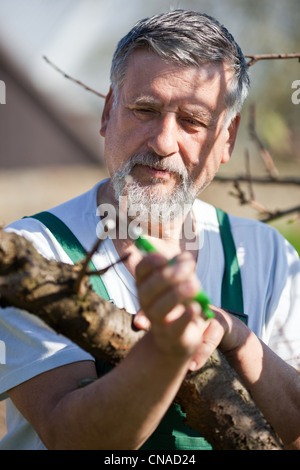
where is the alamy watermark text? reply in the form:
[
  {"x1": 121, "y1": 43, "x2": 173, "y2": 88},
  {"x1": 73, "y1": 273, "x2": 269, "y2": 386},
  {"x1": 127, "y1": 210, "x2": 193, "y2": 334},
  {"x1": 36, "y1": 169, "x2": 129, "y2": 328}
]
[
  {"x1": 291, "y1": 80, "x2": 300, "y2": 104},
  {"x1": 0, "y1": 80, "x2": 6, "y2": 104}
]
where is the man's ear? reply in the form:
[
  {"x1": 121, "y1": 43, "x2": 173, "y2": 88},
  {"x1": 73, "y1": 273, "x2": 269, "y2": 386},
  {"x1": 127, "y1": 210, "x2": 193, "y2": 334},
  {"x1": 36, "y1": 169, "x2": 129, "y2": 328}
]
[
  {"x1": 100, "y1": 87, "x2": 114, "y2": 137},
  {"x1": 221, "y1": 113, "x2": 241, "y2": 164}
]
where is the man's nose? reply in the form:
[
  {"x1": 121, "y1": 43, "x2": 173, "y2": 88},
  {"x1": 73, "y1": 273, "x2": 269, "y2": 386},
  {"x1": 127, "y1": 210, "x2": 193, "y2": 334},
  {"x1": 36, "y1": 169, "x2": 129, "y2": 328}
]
[{"x1": 147, "y1": 113, "x2": 179, "y2": 157}]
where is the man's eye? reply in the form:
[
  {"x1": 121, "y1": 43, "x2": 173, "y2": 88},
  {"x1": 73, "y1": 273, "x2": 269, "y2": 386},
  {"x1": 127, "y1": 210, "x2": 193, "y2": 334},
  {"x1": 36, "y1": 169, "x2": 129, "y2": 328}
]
[
  {"x1": 181, "y1": 117, "x2": 206, "y2": 130},
  {"x1": 185, "y1": 118, "x2": 200, "y2": 126},
  {"x1": 133, "y1": 108, "x2": 157, "y2": 118}
]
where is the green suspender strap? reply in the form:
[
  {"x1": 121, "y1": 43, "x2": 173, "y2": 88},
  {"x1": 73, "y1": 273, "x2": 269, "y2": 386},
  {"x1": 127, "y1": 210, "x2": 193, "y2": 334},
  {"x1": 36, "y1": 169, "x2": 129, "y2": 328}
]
[
  {"x1": 27, "y1": 208, "x2": 246, "y2": 450},
  {"x1": 215, "y1": 208, "x2": 247, "y2": 325}
]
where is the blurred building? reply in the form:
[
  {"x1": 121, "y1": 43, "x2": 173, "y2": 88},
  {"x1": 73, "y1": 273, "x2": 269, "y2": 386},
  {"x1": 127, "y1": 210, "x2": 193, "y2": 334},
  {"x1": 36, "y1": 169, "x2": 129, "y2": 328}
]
[{"x1": 0, "y1": 47, "x2": 103, "y2": 168}]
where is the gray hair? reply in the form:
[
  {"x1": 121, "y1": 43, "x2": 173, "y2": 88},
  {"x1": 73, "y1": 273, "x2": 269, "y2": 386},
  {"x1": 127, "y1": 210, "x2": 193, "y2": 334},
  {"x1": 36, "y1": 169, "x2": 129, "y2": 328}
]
[{"x1": 110, "y1": 10, "x2": 250, "y2": 126}]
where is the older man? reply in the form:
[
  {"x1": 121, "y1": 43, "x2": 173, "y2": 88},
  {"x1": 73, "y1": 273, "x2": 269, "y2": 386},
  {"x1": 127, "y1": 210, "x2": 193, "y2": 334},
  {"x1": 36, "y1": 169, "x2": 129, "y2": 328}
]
[{"x1": 0, "y1": 10, "x2": 299, "y2": 450}]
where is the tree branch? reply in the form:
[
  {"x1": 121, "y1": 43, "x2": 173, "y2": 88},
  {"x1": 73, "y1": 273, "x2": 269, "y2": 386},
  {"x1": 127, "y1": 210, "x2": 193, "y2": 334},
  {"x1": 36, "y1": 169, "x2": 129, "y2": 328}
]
[
  {"x1": 248, "y1": 104, "x2": 280, "y2": 179},
  {"x1": 215, "y1": 175, "x2": 300, "y2": 185},
  {"x1": 246, "y1": 52, "x2": 300, "y2": 67},
  {"x1": 0, "y1": 229, "x2": 283, "y2": 449},
  {"x1": 215, "y1": 104, "x2": 300, "y2": 222},
  {"x1": 43, "y1": 56, "x2": 106, "y2": 99}
]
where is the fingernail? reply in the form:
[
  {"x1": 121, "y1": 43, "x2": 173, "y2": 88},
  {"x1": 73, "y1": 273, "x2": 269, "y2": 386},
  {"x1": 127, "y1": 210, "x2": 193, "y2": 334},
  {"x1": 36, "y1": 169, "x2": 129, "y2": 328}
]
[
  {"x1": 189, "y1": 361, "x2": 197, "y2": 371},
  {"x1": 133, "y1": 314, "x2": 150, "y2": 330}
]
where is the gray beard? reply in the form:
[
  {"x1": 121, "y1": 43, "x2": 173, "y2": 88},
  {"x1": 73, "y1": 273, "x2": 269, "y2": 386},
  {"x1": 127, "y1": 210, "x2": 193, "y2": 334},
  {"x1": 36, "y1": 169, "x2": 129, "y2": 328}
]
[{"x1": 112, "y1": 152, "x2": 198, "y2": 225}]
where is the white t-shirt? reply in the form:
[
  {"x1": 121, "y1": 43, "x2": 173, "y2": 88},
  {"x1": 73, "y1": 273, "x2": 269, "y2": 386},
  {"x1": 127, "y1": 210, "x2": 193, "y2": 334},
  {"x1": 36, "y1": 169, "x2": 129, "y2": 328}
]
[{"x1": 0, "y1": 181, "x2": 299, "y2": 449}]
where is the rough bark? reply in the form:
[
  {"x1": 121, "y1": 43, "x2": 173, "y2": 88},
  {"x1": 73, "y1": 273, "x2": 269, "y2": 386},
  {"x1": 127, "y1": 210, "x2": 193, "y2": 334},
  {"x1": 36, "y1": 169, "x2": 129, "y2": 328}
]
[
  {"x1": 176, "y1": 353, "x2": 283, "y2": 450},
  {"x1": 0, "y1": 229, "x2": 283, "y2": 449}
]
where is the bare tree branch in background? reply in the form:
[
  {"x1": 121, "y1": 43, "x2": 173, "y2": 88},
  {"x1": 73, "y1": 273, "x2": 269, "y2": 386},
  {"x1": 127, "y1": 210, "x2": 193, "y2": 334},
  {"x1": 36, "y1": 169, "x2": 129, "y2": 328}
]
[
  {"x1": 246, "y1": 52, "x2": 300, "y2": 67},
  {"x1": 248, "y1": 104, "x2": 280, "y2": 179},
  {"x1": 43, "y1": 56, "x2": 106, "y2": 99},
  {"x1": 217, "y1": 104, "x2": 300, "y2": 222}
]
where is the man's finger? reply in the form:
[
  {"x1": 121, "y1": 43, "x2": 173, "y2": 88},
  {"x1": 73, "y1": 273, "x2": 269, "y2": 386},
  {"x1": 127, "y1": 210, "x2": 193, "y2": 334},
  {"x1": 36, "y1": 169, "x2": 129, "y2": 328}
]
[
  {"x1": 135, "y1": 253, "x2": 167, "y2": 284},
  {"x1": 133, "y1": 310, "x2": 151, "y2": 330}
]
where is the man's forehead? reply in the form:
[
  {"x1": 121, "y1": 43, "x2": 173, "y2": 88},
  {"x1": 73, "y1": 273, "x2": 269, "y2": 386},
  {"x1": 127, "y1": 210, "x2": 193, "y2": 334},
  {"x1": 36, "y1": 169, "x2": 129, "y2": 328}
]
[
  {"x1": 123, "y1": 50, "x2": 233, "y2": 96},
  {"x1": 125, "y1": 49, "x2": 233, "y2": 78}
]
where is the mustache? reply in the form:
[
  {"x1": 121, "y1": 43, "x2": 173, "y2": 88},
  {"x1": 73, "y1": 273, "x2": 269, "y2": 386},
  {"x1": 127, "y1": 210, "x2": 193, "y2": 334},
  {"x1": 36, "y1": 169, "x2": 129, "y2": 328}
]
[{"x1": 117, "y1": 152, "x2": 189, "y2": 180}]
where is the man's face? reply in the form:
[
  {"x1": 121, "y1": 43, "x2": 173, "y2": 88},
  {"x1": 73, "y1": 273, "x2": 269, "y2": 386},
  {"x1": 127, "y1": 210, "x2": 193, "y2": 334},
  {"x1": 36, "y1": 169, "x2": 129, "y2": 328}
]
[{"x1": 100, "y1": 50, "x2": 239, "y2": 212}]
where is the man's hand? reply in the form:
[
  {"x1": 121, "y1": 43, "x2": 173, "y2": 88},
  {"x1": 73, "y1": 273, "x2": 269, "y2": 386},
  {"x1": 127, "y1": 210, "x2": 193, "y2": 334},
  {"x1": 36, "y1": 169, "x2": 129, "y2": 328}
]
[
  {"x1": 134, "y1": 251, "x2": 253, "y2": 371},
  {"x1": 135, "y1": 252, "x2": 226, "y2": 370}
]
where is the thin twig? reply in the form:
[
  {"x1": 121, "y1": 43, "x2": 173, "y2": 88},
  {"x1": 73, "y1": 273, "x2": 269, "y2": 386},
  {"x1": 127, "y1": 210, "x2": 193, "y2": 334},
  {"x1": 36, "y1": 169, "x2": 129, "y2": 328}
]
[
  {"x1": 229, "y1": 180, "x2": 300, "y2": 222},
  {"x1": 246, "y1": 52, "x2": 300, "y2": 67},
  {"x1": 43, "y1": 56, "x2": 106, "y2": 99},
  {"x1": 261, "y1": 205, "x2": 300, "y2": 223},
  {"x1": 229, "y1": 181, "x2": 272, "y2": 217},
  {"x1": 86, "y1": 253, "x2": 130, "y2": 276},
  {"x1": 214, "y1": 175, "x2": 300, "y2": 185},
  {"x1": 248, "y1": 105, "x2": 279, "y2": 179},
  {"x1": 244, "y1": 149, "x2": 255, "y2": 200},
  {"x1": 73, "y1": 237, "x2": 105, "y2": 294},
  {"x1": 229, "y1": 181, "x2": 248, "y2": 205}
]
